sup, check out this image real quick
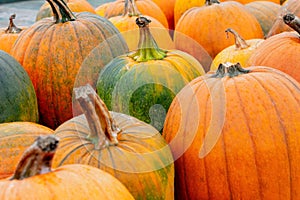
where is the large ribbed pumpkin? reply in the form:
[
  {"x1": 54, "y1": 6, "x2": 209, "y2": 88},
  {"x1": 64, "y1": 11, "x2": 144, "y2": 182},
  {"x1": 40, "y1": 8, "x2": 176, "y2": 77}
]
[
  {"x1": 0, "y1": 50, "x2": 38, "y2": 123},
  {"x1": 0, "y1": 135, "x2": 134, "y2": 200},
  {"x1": 0, "y1": 122, "x2": 53, "y2": 179},
  {"x1": 35, "y1": 0, "x2": 96, "y2": 21},
  {"x1": 247, "y1": 13, "x2": 300, "y2": 83},
  {"x1": 151, "y1": 0, "x2": 175, "y2": 30},
  {"x1": 53, "y1": 84, "x2": 174, "y2": 200},
  {"x1": 96, "y1": 17, "x2": 205, "y2": 131},
  {"x1": 10, "y1": 0, "x2": 127, "y2": 129},
  {"x1": 163, "y1": 62, "x2": 300, "y2": 199},
  {"x1": 174, "y1": 0, "x2": 263, "y2": 59}
]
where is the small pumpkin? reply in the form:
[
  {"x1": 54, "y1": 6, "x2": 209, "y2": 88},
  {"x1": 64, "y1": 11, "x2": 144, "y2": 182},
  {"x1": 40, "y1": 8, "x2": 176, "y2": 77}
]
[
  {"x1": 210, "y1": 28, "x2": 264, "y2": 70},
  {"x1": 0, "y1": 50, "x2": 38, "y2": 123},
  {"x1": 163, "y1": 62, "x2": 300, "y2": 199},
  {"x1": 53, "y1": 84, "x2": 174, "y2": 200},
  {"x1": 96, "y1": 17, "x2": 205, "y2": 131},
  {"x1": 0, "y1": 14, "x2": 25, "y2": 53},
  {"x1": 247, "y1": 13, "x2": 300, "y2": 83},
  {"x1": 0, "y1": 135, "x2": 134, "y2": 200}
]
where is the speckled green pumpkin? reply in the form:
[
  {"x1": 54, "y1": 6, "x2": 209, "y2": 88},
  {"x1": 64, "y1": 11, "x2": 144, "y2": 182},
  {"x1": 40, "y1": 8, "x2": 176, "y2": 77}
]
[{"x1": 0, "y1": 50, "x2": 38, "y2": 123}]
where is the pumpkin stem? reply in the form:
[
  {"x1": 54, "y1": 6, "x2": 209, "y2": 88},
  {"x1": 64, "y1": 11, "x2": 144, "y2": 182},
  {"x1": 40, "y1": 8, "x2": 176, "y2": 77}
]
[
  {"x1": 9, "y1": 135, "x2": 59, "y2": 180},
  {"x1": 205, "y1": 0, "x2": 220, "y2": 6},
  {"x1": 5, "y1": 14, "x2": 22, "y2": 34},
  {"x1": 128, "y1": 16, "x2": 167, "y2": 62},
  {"x1": 283, "y1": 13, "x2": 300, "y2": 35},
  {"x1": 212, "y1": 62, "x2": 250, "y2": 78},
  {"x1": 225, "y1": 28, "x2": 249, "y2": 50},
  {"x1": 46, "y1": 0, "x2": 76, "y2": 23},
  {"x1": 123, "y1": 0, "x2": 141, "y2": 17},
  {"x1": 74, "y1": 84, "x2": 119, "y2": 150}
]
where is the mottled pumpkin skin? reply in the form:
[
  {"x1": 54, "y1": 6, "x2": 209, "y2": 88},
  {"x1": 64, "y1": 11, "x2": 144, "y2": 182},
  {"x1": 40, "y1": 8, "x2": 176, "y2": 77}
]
[
  {"x1": 53, "y1": 113, "x2": 174, "y2": 200},
  {"x1": 245, "y1": 1, "x2": 281, "y2": 36},
  {"x1": 163, "y1": 66, "x2": 300, "y2": 199},
  {"x1": 10, "y1": 12, "x2": 126, "y2": 129},
  {"x1": 0, "y1": 51, "x2": 38, "y2": 123},
  {"x1": 0, "y1": 122, "x2": 53, "y2": 179},
  {"x1": 96, "y1": 50, "x2": 205, "y2": 131},
  {"x1": 247, "y1": 32, "x2": 300, "y2": 83},
  {"x1": 0, "y1": 164, "x2": 134, "y2": 200},
  {"x1": 174, "y1": 1, "x2": 263, "y2": 59},
  {"x1": 35, "y1": 0, "x2": 96, "y2": 21}
]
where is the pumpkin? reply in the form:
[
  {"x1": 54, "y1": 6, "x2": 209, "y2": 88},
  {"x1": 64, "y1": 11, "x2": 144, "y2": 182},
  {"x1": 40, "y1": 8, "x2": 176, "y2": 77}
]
[
  {"x1": 96, "y1": 17, "x2": 205, "y2": 131},
  {"x1": 174, "y1": 0, "x2": 263, "y2": 59},
  {"x1": 95, "y1": 1, "x2": 114, "y2": 17},
  {"x1": 0, "y1": 14, "x2": 26, "y2": 54},
  {"x1": 0, "y1": 122, "x2": 53, "y2": 179},
  {"x1": 222, "y1": 0, "x2": 280, "y2": 4},
  {"x1": 35, "y1": 0, "x2": 96, "y2": 21},
  {"x1": 210, "y1": 28, "x2": 264, "y2": 70},
  {"x1": 247, "y1": 13, "x2": 300, "y2": 83},
  {"x1": 0, "y1": 135, "x2": 134, "y2": 200},
  {"x1": 174, "y1": 0, "x2": 204, "y2": 27},
  {"x1": 151, "y1": 0, "x2": 175, "y2": 30},
  {"x1": 108, "y1": 0, "x2": 174, "y2": 51},
  {"x1": 0, "y1": 50, "x2": 38, "y2": 123},
  {"x1": 245, "y1": 1, "x2": 281, "y2": 36},
  {"x1": 103, "y1": 0, "x2": 169, "y2": 29},
  {"x1": 10, "y1": 0, "x2": 127, "y2": 129},
  {"x1": 163, "y1": 62, "x2": 300, "y2": 199},
  {"x1": 266, "y1": 0, "x2": 300, "y2": 37},
  {"x1": 53, "y1": 84, "x2": 174, "y2": 200}
]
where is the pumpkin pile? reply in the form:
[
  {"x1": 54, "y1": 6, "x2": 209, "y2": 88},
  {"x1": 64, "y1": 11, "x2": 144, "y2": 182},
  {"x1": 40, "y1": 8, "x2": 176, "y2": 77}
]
[{"x1": 1, "y1": 0, "x2": 300, "y2": 199}]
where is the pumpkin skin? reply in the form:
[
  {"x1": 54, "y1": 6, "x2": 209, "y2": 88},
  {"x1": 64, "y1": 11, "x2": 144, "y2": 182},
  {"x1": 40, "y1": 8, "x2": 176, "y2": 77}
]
[
  {"x1": 10, "y1": 0, "x2": 127, "y2": 129},
  {"x1": 151, "y1": 0, "x2": 175, "y2": 30},
  {"x1": 0, "y1": 50, "x2": 38, "y2": 123},
  {"x1": 53, "y1": 85, "x2": 174, "y2": 200},
  {"x1": 95, "y1": 2, "x2": 113, "y2": 17},
  {"x1": 0, "y1": 122, "x2": 53, "y2": 179},
  {"x1": 174, "y1": 0, "x2": 263, "y2": 59},
  {"x1": 35, "y1": 0, "x2": 96, "y2": 21},
  {"x1": 163, "y1": 63, "x2": 300, "y2": 199},
  {"x1": 0, "y1": 135, "x2": 134, "y2": 200},
  {"x1": 245, "y1": 1, "x2": 281, "y2": 36}
]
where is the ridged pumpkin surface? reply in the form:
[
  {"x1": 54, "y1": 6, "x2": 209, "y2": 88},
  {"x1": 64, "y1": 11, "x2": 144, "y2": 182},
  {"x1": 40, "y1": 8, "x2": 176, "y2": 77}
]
[
  {"x1": 10, "y1": 1, "x2": 127, "y2": 129},
  {"x1": 151, "y1": 0, "x2": 176, "y2": 30},
  {"x1": 163, "y1": 64, "x2": 300, "y2": 199},
  {"x1": 0, "y1": 122, "x2": 53, "y2": 179},
  {"x1": 0, "y1": 51, "x2": 38, "y2": 123}
]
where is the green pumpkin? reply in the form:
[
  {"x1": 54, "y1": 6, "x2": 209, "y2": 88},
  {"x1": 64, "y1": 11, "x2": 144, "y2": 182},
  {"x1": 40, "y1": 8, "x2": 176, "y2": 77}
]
[
  {"x1": 0, "y1": 50, "x2": 38, "y2": 123},
  {"x1": 96, "y1": 17, "x2": 205, "y2": 131}
]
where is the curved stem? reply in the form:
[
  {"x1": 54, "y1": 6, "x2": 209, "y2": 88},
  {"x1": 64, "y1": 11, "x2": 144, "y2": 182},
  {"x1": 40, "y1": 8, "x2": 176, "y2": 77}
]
[
  {"x1": 225, "y1": 28, "x2": 249, "y2": 50},
  {"x1": 123, "y1": 0, "x2": 141, "y2": 17},
  {"x1": 74, "y1": 84, "x2": 120, "y2": 150},
  {"x1": 46, "y1": 0, "x2": 76, "y2": 23},
  {"x1": 283, "y1": 13, "x2": 300, "y2": 35},
  {"x1": 205, "y1": 0, "x2": 220, "y2": 6},
  {"x1": 211, "y1": 62, "x2": 250, "y2": 78},
  {"x1": 5, "y1": 14, "x2": 22, "y2": 34},
  {"x1": 9, "y1": 135, "x2": 59, "y2": 180},
  {"x1": 128, "y1": 16, "x2": 167, "y2": 62}
]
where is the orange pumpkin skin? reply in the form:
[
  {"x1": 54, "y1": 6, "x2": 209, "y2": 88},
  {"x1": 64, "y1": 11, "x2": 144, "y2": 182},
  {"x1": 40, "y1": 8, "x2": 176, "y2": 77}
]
[
  {"x1": 163, "y1": 64, "x2": 300, "y2": 199},
  {"x1": 10, "y1": 1, "x2": 126, "y2": 129},
  {"x1": 174, "y1": 1, "x2": 263, "y2": 59},
  {"x1": 151, "y1": 0, "x2": 175, "y2": 30},
  {"x1": 174, "y1": 0, "x2": 204, "y2": 27},
  {"x1": 0, "y1": 122, "x2": 53, "y2": 179},
  {"x1": 95, "y1": 2, "x2": 113, "y2": 17},
  {"x1": 222, "y1": 0, "x2": 280, "y2": 4}
]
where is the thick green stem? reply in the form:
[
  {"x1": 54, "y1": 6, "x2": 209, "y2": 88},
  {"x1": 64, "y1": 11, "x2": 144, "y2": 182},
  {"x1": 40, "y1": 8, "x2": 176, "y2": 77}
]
[
  {"x1": 128, "y1": 17, "x2": 167, "y2": 62},
  {"x1": 225, "y1": 28, "x2": 249, "y2": 50},
  {"x1": 74, "y1": 84, "x2": 119, "y2": 150},
  {"x1": 5, "y1": 14, "x2": 22, "y2": 34},
  {"x1": 123, "y1": 0, "x2": 141, "y2": 17},
  {"x1": 212, "y1": 62, "x2": 250, "y2": 78},
  {"x1": 283, "y1": 13, "x2": 300, "y2": 35},
  {"x1": 9, "y1": 135, "x2": 59, "y2": 180},
  {"x1": 46, "y1": 0, "x2": 76, "y2": 23},
  {"x1": 205, "y1": 0, "x2": 220, "y2": 6}
]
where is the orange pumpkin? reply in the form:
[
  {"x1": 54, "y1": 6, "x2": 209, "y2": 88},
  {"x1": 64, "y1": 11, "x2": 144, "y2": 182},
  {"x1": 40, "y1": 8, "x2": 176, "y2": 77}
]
[
  {"x1": 95, "y1": 2, "x2": 113, "y2": 17},
  {"x1": 0, "y1": 135, "x2": 134, "y2": 200},
  {"x1": 0, "y1": 14, "x2": 25, "y2": 53},
  {"x1": 163, "y1": 62, "x2": 300, "y2": 199},
  {"x1": 151, "y1": 0, "x2": 176, "y2": 30},
  {"x1": 247, "y1": 13, "x2": 300, "y2": 83},
  {"x1": 174, "y1": 0, "x2": 263, "y2": 59},
  {"x1": 10, "y1": 0, "x2": 127, "y2": 129},
  {"x1": 0, "y1": 122, "x2": 53, "y2": 179}
]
